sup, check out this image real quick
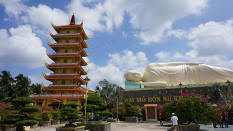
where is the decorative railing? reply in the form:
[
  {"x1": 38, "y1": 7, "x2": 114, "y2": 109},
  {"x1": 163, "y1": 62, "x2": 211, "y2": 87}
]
[
  {"x1": 49, "y1": 63, "x2": 78, "y2": 65},
  {"x1": 54, "y1": 33, "x2": 80, "y2": 36},
  {"x1": 47, "y1": 84, "x2": 77, "y2": 87},
  {"x1": 49, "y1": 73, "x2": 78, "y2": 75},
  {"x1": 30, "y1": 94, "x2": 85, "y2": 98}
]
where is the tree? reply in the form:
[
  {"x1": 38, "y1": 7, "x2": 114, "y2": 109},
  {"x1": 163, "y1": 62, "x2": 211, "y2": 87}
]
[
  {"x1": 13, "y1": 74, "x2": 31, "y2": 97},
  {"x1": 162, "y1": 94, "x2": 218, "y2": 124},
  {"x1": 60, "y1": 102, "x2": 81, "y2": 127},
  {"x1": 0, "y1": 70, "x2": 14, "y2": 101},
  {"x1": 85, "y1": 93, "x2": 107, "y2": 120},
  {"x1": 96, "y1": 79, "x2": 124, "y2": 110},
  {"x1": 209, "y1": 83, "x2": 225, "y2": 104},
  {"x1": 30, "y1": 83, "x2": 45, "y2": 94},
  {"x1": 2, "y1": 97, "x2": 39, "y2": 131}
]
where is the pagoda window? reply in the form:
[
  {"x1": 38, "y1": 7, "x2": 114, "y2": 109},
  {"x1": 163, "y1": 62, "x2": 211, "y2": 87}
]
[
  {"x1": 68, "y1": 59, "x2": 72, "y2": 63},
  {"x1": 65, "y1": 49, "x2": 68, "y2": 53},
  {"x1": 64, "y1": 59, "x2": 67, "y2": 63},
  {"x1": 67, "y1": 30, "x2": 70, "y2": 33},
  {"x1": 66, "y1": 40, "x2": 69, "y2": 43},
  {"x1": 62, "y1": 80, "x2": 65, "y2": 85}
]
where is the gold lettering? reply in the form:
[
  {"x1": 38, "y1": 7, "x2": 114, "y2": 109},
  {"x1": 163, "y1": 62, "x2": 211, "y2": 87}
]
[
  {"x1": 155, "y1": 97, "x2": 160, "y2": 102},
  {"x1": 142, "y1": 96, "x2": 147, "y2": 102},
  {"x1": 124, "y1": 98, "x2": 129, "y2": 103},
  {"x1": 129, "y1": 98, "x2": 134, "y2": 102}
]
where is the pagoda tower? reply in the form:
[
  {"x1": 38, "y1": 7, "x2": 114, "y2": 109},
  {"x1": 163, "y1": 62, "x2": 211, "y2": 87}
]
[{"x1": 30, "y1": 14, "x2": 91, "y2": 109}]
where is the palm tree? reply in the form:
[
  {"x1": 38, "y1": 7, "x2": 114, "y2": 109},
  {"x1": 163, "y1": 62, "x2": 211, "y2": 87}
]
[
  {"x1": 0, "y1": 70, "x2": 14, "y2": 101},
  {"x1": 13, "y1": 74, "x2": 31, "y2": 97},
  {"x1": 30, "y1": 83, "x2": 45, "y2": 94}
]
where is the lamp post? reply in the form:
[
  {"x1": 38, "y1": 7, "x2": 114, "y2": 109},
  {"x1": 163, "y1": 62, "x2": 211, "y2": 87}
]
[
  {"x1": 179, "y1": 82, "x2": 183, "y2": 96},
  {"x1": 226, "y1": 80, "x2": 232, "y2": 98},
  {"x1": 84, "y1": 76, "x2": 90, "y2": 123}
]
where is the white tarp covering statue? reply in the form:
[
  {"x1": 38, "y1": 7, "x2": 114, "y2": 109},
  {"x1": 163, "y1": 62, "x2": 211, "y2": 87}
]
[{"x1": 124, "y1": 62, "x2": 233, "y2": 87}]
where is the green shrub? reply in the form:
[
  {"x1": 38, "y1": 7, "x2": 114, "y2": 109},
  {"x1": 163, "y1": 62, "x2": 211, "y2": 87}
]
[
  {"x1": 111, "y1": 106, "x2": 126, "y2": 120},
  {"x1": 41, "y1": 112, "x2": 51, "y2": 121},
  {"x1": 60, "y1": 102, "x2": 81, "y2": 127},
  {"x1": 51, "y1": 111, "x2": 60, "y2": 120},
  {"x1": 21, "y1": 106, "x2": 39, "y2": 113},
  {"x1": 162, "y1": 94, "x2": 217, "y2": 124},
  {"x1": 15, "y1": 120, "x2": 37, "y2": 126},
  {"x1": 98, "y1": 111, "x2": 113, "y2": 117},
  {"x1": 12, "y1": 97, "x2": 34, "y2": 108},
  {"x1": 125, "y1": 103, "x2": 142, "y2": 117},
  {"x1": 64, "y1": 102, "x2": 79, "y2": 108}
]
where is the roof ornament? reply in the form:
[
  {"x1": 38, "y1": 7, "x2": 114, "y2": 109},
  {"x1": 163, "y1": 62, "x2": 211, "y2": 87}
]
[
  {"x1": 70, "y1": 13, "x2": 75, "y2": 25},
  {"x1": 80, "y1": 20, "x2": 83, "y2": 26}
]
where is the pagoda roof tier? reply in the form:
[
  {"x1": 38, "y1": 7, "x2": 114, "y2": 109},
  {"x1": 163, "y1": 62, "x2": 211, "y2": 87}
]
[
  {"x1": 48, "y1": 42, "x2": 88, "y2": 57},
  {"x1": 50, "y1": 32, "x2": 88, "y2": 46},
  {"x1": 45, "y1": 63, "x2": 87, "y2": 75},
  {"x1": 46, "y1": 52, "x2": 88, "y2": 66},
  {"x1": 51, "y1": 23, "x2": 88, "y2": 40},
  {"x1": 43, "y1": 85, "x2": 79, "y2": 91},
  {"x1": 47, "y1": 52, "x2": 79, "y2": 58},
  {"x1": 30, "y1": 94, "x2": 85, "y2": 99},
  {"x1": 43, "y1": 73, "x2": 86, "y2": 84}
]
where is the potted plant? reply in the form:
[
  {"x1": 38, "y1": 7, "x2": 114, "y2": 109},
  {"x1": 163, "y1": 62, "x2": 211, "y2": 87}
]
[
  {"x1": 51, "y1": 111, "x2": 60, "y2": 125},
  {"x1": 125, "y1": 103, "x2": 142, "y2": 122},
  {"x1": 39, "y1": 112, "x2": 51, "y2": 126},
  {"x1": 56, "y1": 102, "x2": 84, "y2": 131},
  {"x1": 77, "y1": 93, "x2": 111, "y2": 131}
]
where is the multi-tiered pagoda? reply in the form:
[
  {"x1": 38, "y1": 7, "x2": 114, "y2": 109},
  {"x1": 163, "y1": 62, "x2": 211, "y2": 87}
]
[{"x1": 30, "y1": 14, "x2": 92, "y2": 109}]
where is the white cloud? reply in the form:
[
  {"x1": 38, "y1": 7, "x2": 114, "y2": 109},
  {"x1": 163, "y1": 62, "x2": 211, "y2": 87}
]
[
  {"x1": 0, "y1": 25, "x2": 49, "y2": 68},
  {"x1": 156, "y1": 20, "x2": 233, "y2": 68},
  {"x1": 0, "y1": 0, "x2": 26, "y2": 18},
  {"x1": 29, "y1": 75, "x2": 51, "y2": 85},
  {"x1": 87, "y1": 50, "x2": 149, "y2": 89},
  {"x1": 0, "y1": 0, "x2": 208, "y2": 44},
  {"x1": 27, "y1": 4, "x2": 69, "y2": 29},
  {"x1": 126, "y1": 0, "x2": 208, "y2": 45}
]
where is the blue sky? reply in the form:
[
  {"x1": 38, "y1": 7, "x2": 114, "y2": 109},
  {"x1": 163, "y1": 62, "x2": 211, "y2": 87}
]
[{"x1": 0, "y1": 0, "x2": 233, "y2": 89}]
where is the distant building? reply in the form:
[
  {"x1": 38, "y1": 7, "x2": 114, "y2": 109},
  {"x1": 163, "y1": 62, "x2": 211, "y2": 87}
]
[{"x1": 30, "y1": 14, "x2": 92, "y2": 109}]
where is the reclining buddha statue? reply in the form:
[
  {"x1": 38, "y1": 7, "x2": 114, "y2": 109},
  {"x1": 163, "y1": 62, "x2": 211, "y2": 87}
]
[{"x1": 124, "y1": 62, "x2": 233, "y2": 87}]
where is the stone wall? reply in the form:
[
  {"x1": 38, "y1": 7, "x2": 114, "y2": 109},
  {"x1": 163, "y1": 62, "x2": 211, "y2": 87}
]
[
  {"x1": 125, "y1": 117, "x2": 138, "y2": 122},
  {"x1": 78, "y1": 123, "x2": 111, "y2": 131}
]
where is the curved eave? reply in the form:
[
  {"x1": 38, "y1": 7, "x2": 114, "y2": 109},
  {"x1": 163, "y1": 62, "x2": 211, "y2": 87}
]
[
  {"x1": 80, "y1": 58, "x2": 88, "y2": 66},
  {"x1": 81, "y1": 40, "x2": 88, "y2": 48},
  {"x1": 47, "y1": 53, "x2": 79, "y2": 59},
  {"x1": 43, "y1": 86, "x2": 79, "y2": 91},
  {"x1": 43, "y1": 74, "x2": 86, "y2": 84},
  {"x1": 50, "y1": 33, "x2": 80, "y2": 41},
  {"x1": 48, "y1": 43, "x2": 80, "y2": 49},
  {"x1": 46, "y1": 64, "x2": 87, "y2": 75},
  {"x1": 52, "y1": 23, "x2": 88, "y2": 40}
]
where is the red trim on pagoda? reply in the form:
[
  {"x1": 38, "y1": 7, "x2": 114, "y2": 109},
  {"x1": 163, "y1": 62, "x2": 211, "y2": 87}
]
[
  {"x1": 46, "y1": 63, "x2": 87, "y2": 75},
  {"x1": 44, "y1": 85, "x2": 78, "y2": 91},
  {"x1": 49, "y1": 43, "x2": 80, "y2": 48},
  {"x1": 48, "y1": 53, "x2": 79, "y2": 57},
  {"x1": 48, "y1": 43, "x2": 88, "y2": 57},
  {"x1": 44, "y1": 73, "x2": 86, "y2": 84},
  {"x1": 51, "y1": 33, "x2": 80, "y2": 38},
  {"x1": 30, "y1": 94, "x2": 85, "y2": 99},
  {"x1": 51, "y1": 26, "x2": 88, "y2": 40}
]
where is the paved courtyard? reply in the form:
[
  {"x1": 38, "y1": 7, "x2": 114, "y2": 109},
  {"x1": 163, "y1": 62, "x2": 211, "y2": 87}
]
[{"x1": 31, "y1": 122, "x2": 232, "y2": 131}]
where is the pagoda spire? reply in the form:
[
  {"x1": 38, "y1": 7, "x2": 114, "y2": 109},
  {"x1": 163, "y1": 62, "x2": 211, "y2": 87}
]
[{"x1": 70, "y1": 13, "x2": 75, "y2": 25}]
